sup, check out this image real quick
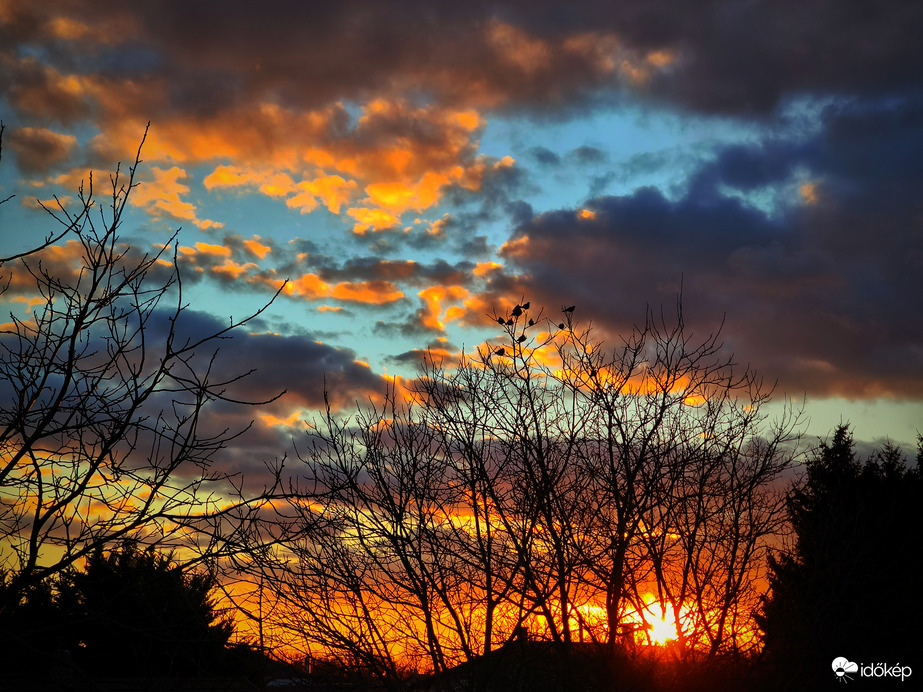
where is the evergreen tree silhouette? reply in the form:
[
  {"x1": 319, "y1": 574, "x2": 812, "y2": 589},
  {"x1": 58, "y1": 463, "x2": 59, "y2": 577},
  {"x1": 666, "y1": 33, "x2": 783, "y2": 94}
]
[
  {"x1": 66, "y1": 541, "x2": 235, "y2": 677},
  {"x1": 758, "y1": 425, "x2": 921, "y2": 685}
]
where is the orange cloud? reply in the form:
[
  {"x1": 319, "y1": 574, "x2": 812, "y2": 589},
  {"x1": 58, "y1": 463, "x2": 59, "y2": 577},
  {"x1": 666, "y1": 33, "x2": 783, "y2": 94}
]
[
  {"x1": 75, "y1": 94, "x2": 347, "y2": 174},
  {"x1": 417, "y1": 285, "x2": 469, "y2": 331},
  {"x1": 646, "y1": 49, "x2": 676, "y2": 68},
  {"x1": 331, "y1": 281, "x2": 404, "y2": 304},
  {"x1": 202, "y1": 165, "x2": 268, "y2": 190},
  {"x1": 0, "y1": 239, "x2": 85, "y2": 292},
  {"x1": 453, "y1": 111, "x2": 481, "y2": 131},
  {"x1": 287, "y1": 175, "x2": 357, "y2": 214},
  {"x1": 7, "y1": 59, "x2": 93, "y2": 121},
  {"x1": 178, "y1": 242, "x2": 231, "y2": 258},
  {"x1": 259, "y1": 409, "x2": 305, "y2": 429},
  {"x1": 530, "y1": 339, "x2": 564, "y2": 369},
  {"x1": 425, "y1": 213, "x2": 453, "y2": 237},
  {"x1": 561, "y1": 31, "x2": 677, "y2": 86},
  {"x1": 10, "y1": 60, "x2": 494, "y2": 233},
  {"x1": 499, "y1": 234, "x2": 532, "y2": 258},
  {"x1": 487, "y1": 20, "x2": 552, "y2": 75},
  {"x1": 4, "y1": 295, "x2": 48, "y2": 315},
  {"x1": 284, "y1": 273, "x2": 329, "y2": 299},
  {"x1": 365, "y1": 169, "x2": 460, "y2": 214},
  {"x1": 18, "y1": 5, "x2": 140, "y2": 46},
  {"x1": 347, "y1": 206, "x2": 400, "y2": 234},
  {"x1": 8, "y1": 47, "x2": 525, "y2": 243},
  {"x1": 211, "y1": 259, "x2": 259, "y2": 281},
  {"x1": 473, "y1": 261, "x2": 503, "y2": 277},
  {"x1": 449, "y1": 285, "x2": 536, "y2": 328},
  {"x1": 382, "y1": 373, "x2": 417, "y2": 404},
  {"x1": 20, "y1": 195, "x2": 74, "y2": 211},
  {"x1": 203, "y1": 166, "x2": 298, "y2": 198},
  {"x1": 131, "y1": 166, "x2": 223, "y2": 229},
  {"x1": 48, "y1": 16, "x2": 93, "y2": 40},
  {"x1": 170, "y1": 238, "x2": 284, "y2": 286},
  {"x1": 800, "y1": 182, "x2": 820, "y2": 205},
  {"x1": 242, "y1": 238, "x2": 271, "y2": 259},
  {"x1": 204, "y1": 165, "x2": 358, "y2": 215},
  {"x1": 283, "y1": 273, "x2": 405, "y2": 305}
]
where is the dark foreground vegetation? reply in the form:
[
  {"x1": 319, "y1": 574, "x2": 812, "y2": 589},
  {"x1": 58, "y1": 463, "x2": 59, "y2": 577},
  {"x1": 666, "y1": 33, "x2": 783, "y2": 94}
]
[
  {"x1": 1, "y1": 425, "x2": 918, "y2": 691},
  {"x1": 1, "y1": 134, "x2": 919, "y2": 691},
  {"x1": 758, "y1": 425, "x2": 922, "y2": 689}
]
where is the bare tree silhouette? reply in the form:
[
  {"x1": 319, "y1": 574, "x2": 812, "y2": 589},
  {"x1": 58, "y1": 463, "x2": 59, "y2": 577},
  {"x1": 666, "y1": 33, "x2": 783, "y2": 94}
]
[
  {"x1": 253, "y1": 300, "x2": 803, "y2": 687},
  {"x1": 0, "y1": 127, "x2": 286, "y2": 621}
]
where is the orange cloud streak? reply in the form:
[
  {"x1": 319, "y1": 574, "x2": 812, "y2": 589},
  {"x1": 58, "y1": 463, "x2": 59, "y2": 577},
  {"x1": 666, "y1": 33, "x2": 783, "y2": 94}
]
[{"x1": 282, "y1": 274, "x2": 405, "y2": 305}]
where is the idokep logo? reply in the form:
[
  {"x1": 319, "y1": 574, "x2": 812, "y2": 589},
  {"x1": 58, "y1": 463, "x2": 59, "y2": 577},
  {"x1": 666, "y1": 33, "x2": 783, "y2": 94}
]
[
  {"x1": 832, "y1": 657, "x2": 913, "y2": 683},
  {"x1": 833, "y1": 657, "x2": 859, "y2": 682}
]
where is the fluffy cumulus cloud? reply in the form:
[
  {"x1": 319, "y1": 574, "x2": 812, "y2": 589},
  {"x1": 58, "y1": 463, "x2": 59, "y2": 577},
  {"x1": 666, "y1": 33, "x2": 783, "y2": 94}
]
[{"x1": 1, "y1": 0, "x2": 921, "y2": 411}]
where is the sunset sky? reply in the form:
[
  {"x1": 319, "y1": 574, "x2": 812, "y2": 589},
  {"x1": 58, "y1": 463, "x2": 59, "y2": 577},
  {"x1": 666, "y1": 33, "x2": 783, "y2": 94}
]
[{"x1": 1, "y1": 0, "x2": 921, "y2": 476}]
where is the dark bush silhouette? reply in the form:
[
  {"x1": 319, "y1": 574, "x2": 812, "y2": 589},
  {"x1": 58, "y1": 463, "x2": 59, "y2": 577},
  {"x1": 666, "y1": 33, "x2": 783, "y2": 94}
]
[
  {"x1": 1, "y1": 543, "x2": 268, "y2": 683},
  {"x1": 64, "y1": 541, "x2": 236, "y2": 677},
  {"x1": 0, "y1": 572, "x2": 76, "y2": 676},
  {"x1": 757, "y1": 424, "x2": 922, "y2": 686}
]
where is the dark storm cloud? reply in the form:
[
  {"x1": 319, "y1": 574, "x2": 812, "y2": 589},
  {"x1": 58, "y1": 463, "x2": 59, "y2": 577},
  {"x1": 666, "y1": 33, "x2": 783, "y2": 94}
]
[
  {"x1": 6, "y1": 126, "x2": 76, "y2": 173},
  {"x1": 640, "y1": 1, "x2": 923, "y2": 115},
  {"x1": 386, "y1": 349, "x2": 432, "y2": 366},
  {"x1": 447, "y1": 231, "x2": 492, "y2": 260},
  {"x1": 0, "y1": 299, "x2": 387, "y2": 485},
  {"x1": 148, "y1": 308, "x2": 389, "y2": 483},
  {"x1": 150, "y1": 307, "x2": 389, "y2": 412},
  {"x1": 7, "y1": 0, "x2": 919, "y2": 129},
  {"x1": 318, "y1": 257, "x2": 475, "y2": 287},
  {"x1": 0, "y1": 56, "x2": 93, "y2": 125},
  {"x1": 237, "y1": 251, "x2": 485, "y2": 300},
  {"x1": 586, "y1": 171, "x2": 616, "y2": 199},
  {"x1": 373, "y1": 318, "x2": 431, "y2": 340},
  {"x1": 502, "y1": 95, "x2": 923, "y2": 399},
  {"x1": 220, "y1": 332, "x2": 387, "y2": 412},
  {"x1": 385, "y1": 338, "x2": 462, "y2": 367},
  {"x1": 696, "y1": 142, "x2": 802, "y2": 192}
]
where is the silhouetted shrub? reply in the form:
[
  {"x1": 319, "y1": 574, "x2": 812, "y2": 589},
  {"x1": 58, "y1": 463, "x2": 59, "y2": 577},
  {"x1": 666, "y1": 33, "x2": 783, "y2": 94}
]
[
  {"x1": 757, "y1": 425, "x2": 921, "y2": 687},
  {"x1": 64, "y1": 541, "x2": 235, "y2": 677}
]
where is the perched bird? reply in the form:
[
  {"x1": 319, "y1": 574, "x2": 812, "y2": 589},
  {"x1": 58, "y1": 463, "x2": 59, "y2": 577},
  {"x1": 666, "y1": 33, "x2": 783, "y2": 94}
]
[
  {"x1": 558, "y1": 323, "x2": 565, "y2": 330},
  {"x1": 497, "y1": 316, "x2": 505, "y2": 325},
  {"x1": 511, "y1": 305, "x2": 523, "y2": 317},
  {"x1": 528, "y1": 318, "x2": 534, "y2": 326},
  {"x1": 517, "y1": 334, "x2": 526, "y2": 343},
  {"x1": 563, "y1": 305, "x2": 575, "y2": 313},
  {"x1": 522, "y1": 301, "x2": 530, "y2": 310},
  {"x1": 494, "y1": 347, "x2": 506, "y2": 356},
  {"x1": 506, "y1": 318, "x2": 514, "y2": 325}
]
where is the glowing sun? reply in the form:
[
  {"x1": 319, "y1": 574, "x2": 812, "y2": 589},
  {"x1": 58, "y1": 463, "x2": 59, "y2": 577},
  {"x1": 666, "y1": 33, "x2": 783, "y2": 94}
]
[{"x1": 648, "y1": 612, "x2": 677, "y2": 644}]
